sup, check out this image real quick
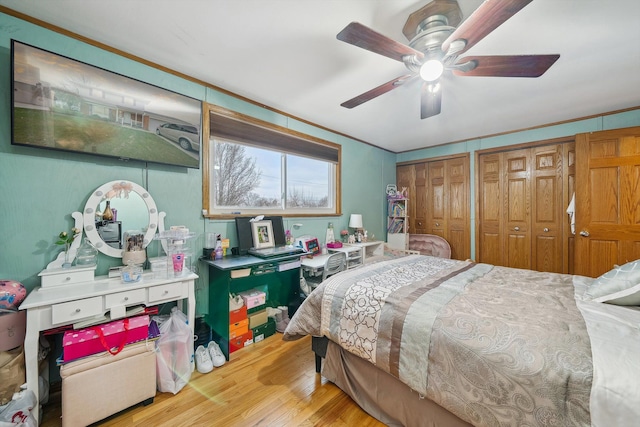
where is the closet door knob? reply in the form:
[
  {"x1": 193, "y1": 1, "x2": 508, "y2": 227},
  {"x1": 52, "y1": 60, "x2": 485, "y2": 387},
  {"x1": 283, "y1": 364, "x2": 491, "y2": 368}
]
[
  {"x1": 514, "y1": 226, "x2": 520, "y2": 231},
  {"x1": 543, "y1": 228, "x2": 549, "y2": 232},
  {"x1": 435, "y1": 222, "x2": 440, "y2": 227},
  {"x1": 579, "y1": 230, "x2": 590, "y2": 237}
]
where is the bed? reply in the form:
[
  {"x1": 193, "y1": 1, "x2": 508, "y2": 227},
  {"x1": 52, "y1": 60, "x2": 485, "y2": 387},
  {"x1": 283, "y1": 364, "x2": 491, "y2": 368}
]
[{"x1": 283, "y1": 255, "x2": 640, "y2": 427}]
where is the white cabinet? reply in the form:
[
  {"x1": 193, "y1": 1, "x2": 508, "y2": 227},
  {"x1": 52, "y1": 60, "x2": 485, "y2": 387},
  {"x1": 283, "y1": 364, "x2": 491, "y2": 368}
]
[
  {"x1": 329, "y1": 245, "x2": 363, "y2": 269},
  {"x1": 387, "y1": 198, "x2": 409, "y2": 249},
  {"x1": 342, "y1": 241, "x2": 384, "y2": 264}
]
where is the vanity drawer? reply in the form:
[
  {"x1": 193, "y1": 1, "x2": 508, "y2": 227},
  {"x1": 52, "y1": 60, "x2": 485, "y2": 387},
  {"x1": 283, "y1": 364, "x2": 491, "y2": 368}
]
[
  {"x1": 148, "y1": 282, "x2": 185, "y2": 302},
  {"x1": 51, "y1": 297, "x2": 103, "y2": 325},
  {"x1": 105, "y1": 289, "x2": 147, "y2": 308}
]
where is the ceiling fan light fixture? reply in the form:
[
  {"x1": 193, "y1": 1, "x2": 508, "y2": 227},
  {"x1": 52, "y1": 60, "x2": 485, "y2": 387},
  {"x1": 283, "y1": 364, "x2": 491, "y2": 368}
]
[
  {"x1": 419, "y1": 59, "x2": 444, "y2": 82},
  {"x1": 427, "y1": 82, "x2": 441, "y2": 93}
]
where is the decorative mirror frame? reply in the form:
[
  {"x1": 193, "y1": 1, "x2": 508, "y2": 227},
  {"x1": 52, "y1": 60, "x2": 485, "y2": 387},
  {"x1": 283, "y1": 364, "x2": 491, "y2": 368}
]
[{"x1": 82, "y1": 180, "x2": 161, "y2": 258}]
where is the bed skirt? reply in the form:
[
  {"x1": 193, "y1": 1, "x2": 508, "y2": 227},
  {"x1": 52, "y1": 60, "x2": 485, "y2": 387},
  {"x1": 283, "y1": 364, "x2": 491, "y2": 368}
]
[{"x1": 320, "y1": 338, "x2": 472, "y2": 427}]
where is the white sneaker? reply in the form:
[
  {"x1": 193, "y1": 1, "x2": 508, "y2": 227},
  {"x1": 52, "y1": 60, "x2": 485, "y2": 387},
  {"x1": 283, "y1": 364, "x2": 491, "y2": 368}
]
[
  {"x1": 195, "y1": 345, "x2": 213, "y2": 374},
  {"x1": 207, "y1": 341, "x2": 226, "y2": 367}
]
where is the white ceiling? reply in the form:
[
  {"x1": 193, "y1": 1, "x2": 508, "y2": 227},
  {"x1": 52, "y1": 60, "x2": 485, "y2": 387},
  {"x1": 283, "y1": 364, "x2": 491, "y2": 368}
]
[{"x1": 2, "y1": 0, "x2": 640, "y2": 153}]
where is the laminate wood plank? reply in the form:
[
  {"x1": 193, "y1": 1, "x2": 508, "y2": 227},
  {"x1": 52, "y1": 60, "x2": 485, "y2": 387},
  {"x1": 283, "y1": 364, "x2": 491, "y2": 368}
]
[{"x1": 40, "y1": 335, "x2": 384, "y2": 427}]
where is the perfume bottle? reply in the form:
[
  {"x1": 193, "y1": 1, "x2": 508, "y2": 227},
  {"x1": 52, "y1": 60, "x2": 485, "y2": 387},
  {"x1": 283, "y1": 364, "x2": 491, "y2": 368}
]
[{"x1": 102, "y1": 201, "x2": 114, "y2": 221}]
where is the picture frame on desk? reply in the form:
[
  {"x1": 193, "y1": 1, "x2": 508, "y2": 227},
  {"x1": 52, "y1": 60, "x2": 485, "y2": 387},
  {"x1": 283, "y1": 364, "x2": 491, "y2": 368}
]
[{"x1": 251, "y1": 220, "x2": 275, "y2": 249}]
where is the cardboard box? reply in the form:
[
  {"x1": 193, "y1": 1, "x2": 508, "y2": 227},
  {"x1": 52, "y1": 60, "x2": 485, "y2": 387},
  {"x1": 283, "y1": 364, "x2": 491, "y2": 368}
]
[
  {"x1": 229, "y1": 306, "x2": 247, "y2": 324},
  {"x1": 238, "y1": 289, "x2": 266, "y2": 309},
  {"x1": 252, "y1": 317, "x2": 276, "y2": 343},
  {"x1": 248, "y1": 309, "x2": 268, "y2": 329},
  {"x1": 63, "y1": 315, "x2": 150, "y2": 362},
  {"x1": 229, "y1": 318, "x2": 249, "y2": 339},
  {"x1": 229, "y1": 331, "x2": 253, "y2": 354}
]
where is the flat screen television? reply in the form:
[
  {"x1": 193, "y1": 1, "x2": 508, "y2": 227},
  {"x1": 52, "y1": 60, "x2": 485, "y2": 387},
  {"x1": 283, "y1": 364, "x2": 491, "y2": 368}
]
[{"x1": 10, "y1": 40, "x2": 202, "y2": 169}]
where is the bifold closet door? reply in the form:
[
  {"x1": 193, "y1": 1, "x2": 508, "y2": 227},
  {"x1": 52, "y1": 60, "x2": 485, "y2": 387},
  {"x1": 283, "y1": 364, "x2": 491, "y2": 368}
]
[
  {"x1": 478, "y1": 153, "x2": 504, "y2": 266},
  {"x1": 445, "y1": 157, "x2": 470, "y2": 260},
  {"x1": 531, "y1": 145, "x2": 564, "y2": 273},
  {"x1": 396, "y1": 163, "x2": 428, "y2": 234},
  {"x1": 479, "y1": 142, "x2": 572, "y2": 273},
  {"x1": 503, "y1": 148, "x2": 532, "y2": 270}
]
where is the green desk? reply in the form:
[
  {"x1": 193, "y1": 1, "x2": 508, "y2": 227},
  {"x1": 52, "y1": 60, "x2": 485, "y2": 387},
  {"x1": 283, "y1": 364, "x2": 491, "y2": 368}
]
[{"x1": 202, "y1": 254, "x2": 302, "y2": 359}]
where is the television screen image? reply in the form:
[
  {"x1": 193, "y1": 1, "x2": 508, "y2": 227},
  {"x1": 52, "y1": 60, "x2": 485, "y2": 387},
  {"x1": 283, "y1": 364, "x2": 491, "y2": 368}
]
[{"x1": 11, "y1": 40, "x2": 202, "y2": 169}]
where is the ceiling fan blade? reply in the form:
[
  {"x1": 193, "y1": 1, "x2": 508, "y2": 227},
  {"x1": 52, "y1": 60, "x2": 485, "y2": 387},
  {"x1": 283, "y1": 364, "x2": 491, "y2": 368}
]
[
  {"x1": 337, "y1": 22, "x2": 424, "y2": 62},
  {"x1": 341, "y1": 75, "x2": 417, "y2": 109},
  {"x1": 452, "y1": 54, "x2": 560, "y2": 77},
  {"x1": 442, "y1": 0, "x2": 533, "y2": 56},
  {"x1": 420, "y1": 82, "x2": 442, "y2": 119}
]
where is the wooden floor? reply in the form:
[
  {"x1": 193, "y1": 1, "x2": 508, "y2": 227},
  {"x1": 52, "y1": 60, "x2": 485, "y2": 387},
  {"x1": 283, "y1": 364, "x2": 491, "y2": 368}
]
[{"x1": 41, "y1": 335, "x2": 384, "y2": 427}]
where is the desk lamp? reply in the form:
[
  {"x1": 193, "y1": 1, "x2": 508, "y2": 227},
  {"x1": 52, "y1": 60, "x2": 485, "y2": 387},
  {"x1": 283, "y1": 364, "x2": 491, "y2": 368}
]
[{"x1": 349, "y1": 214, "x2": 364, "y2": 242}]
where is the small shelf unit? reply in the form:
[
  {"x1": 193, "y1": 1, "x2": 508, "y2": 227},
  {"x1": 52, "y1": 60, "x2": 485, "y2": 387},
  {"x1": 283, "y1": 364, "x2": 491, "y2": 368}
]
[{"x1": 387, "y1": 197, "x2": 409, "y2": 249}]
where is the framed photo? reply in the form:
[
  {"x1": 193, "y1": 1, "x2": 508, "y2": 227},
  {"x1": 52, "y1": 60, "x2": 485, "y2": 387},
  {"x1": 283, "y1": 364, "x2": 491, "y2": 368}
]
[{"x1": 251, "y1": 220, "x2": 275, "y2": 249}]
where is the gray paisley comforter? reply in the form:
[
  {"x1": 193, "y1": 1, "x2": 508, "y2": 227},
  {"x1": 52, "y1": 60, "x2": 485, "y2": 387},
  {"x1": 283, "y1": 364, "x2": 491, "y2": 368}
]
[{"x1": 284, "y1": 255, "x2": 593, "y2": 426}]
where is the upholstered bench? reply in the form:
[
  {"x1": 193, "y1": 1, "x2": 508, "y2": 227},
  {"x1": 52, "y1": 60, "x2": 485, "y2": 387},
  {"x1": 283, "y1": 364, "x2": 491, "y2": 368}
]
[{"x1": 60, "y1": 340, "x2": 156, "y2": 427}]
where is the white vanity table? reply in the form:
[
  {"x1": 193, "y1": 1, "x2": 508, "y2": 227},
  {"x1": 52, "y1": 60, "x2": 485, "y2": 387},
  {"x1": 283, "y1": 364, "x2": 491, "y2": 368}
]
[
  {"x1": 20, "y1": 271, "x2": 197, "y2": 423},
  {"x1": 19, "y1": 180, "x2": 196, "y2": 424}
]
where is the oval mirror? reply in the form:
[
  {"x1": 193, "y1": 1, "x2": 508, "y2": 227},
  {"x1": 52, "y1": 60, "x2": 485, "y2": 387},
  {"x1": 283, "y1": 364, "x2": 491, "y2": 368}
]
[{"x1": 82, "y1": 180, "x2": 159, "y2": 258}]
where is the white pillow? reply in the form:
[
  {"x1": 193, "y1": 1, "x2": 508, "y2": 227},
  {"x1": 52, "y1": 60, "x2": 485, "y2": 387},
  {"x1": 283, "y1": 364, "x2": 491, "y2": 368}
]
[{"x1": 585, "y1": 259, "x2": 640, "y2": 305}]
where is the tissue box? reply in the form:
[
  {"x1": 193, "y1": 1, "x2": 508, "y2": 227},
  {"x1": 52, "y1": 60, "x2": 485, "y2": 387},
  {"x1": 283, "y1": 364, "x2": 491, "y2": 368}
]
[
  {"x1": 63, "y1": 315, "x2": 150, "y2": 362},
  {"x1": 238, "y1": 289, "x2": 266, "y2": 309}
]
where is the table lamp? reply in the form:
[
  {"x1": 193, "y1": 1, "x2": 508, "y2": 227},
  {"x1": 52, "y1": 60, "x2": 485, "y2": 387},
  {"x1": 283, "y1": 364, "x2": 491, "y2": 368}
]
[{"x1": 349, "y1": 214, "x2": 363, "y2": 242}]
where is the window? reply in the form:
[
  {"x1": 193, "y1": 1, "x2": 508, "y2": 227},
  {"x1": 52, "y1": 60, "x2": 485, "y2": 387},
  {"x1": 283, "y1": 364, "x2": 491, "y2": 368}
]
[{"x1": 202, "y1": 104, "x2": 341, "y2": 217}]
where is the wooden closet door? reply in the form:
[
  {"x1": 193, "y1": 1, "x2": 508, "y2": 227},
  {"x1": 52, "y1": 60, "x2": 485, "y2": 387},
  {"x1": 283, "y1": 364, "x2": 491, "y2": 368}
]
[
  {"x1": 396, "y1": 164, "x2": 415, "y2": 230},
  {"x1": 413, "y1": 163, "x2": 428, "y2": 234},
  {"x1": 446, "y1": 156, "x2": 470, "y2": 260},
  {"x1": 563, "y1": 143, "x2": 576, "y2": 274},
  {"x1": 531, "y1": 145, "x2": 563, "y2": 273},
  {"x1": 575, "y1": 127, "x2": 640, "y2": 277},
  {"x1": 428, "y1": 161, "x2": 447, "y2": 238},
  {"x1": 503, "y1": 148, "x2": 531, "y2": 269},
  {"x1": 397, "y1": 163, "x2": 428, "y2": 234},
  {"x1": 478, "y1": 153, "x2": 504, "y2": 266}
]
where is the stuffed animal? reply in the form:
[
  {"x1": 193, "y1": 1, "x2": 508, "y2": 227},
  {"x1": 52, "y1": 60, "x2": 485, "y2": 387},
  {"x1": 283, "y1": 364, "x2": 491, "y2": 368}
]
[{"x1": 0, "y1": 280, "x2": 27, "y2": 310}]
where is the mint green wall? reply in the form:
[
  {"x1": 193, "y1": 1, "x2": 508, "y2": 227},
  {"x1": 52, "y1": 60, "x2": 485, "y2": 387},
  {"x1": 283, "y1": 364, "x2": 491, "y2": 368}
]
[
  {"x1": 4, "y1": 11, "x2": 637, "y2": 313},
  {"x1": 0, "y1": 12, "x2": 396, "y2": 315},
  {"x1": 396, "y1": 110, "x2": 640, "y2": 260}
]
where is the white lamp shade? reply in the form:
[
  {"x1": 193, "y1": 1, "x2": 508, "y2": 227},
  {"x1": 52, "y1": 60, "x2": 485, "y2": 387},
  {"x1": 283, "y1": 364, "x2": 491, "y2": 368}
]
[{"x1": 349, "y1": 214, "x2": 363, "y2": 228}]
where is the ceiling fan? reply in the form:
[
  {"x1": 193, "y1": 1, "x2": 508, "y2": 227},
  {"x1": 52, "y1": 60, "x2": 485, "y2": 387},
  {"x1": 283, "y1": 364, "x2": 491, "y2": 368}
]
[{"x1": 337, "y1": 0, "x2": 560, "y2": 119}]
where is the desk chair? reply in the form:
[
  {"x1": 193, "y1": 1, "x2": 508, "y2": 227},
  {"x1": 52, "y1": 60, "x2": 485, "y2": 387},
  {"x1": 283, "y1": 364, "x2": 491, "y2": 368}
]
[{"x1": 305, "y1": 252, "x2": 347, "y2": 291}]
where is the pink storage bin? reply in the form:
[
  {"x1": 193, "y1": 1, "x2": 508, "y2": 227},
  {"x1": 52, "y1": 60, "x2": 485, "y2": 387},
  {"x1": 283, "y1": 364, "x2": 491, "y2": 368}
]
[
  {"x1": 238, "y1": 289, "x2": 266, "y2": 309},
  {"x1": 0, "y1": 310, "x2": 26, "y2": 352},
  {"x1": 63, "y1": 315, "x2": 150, "y2": 362}
]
